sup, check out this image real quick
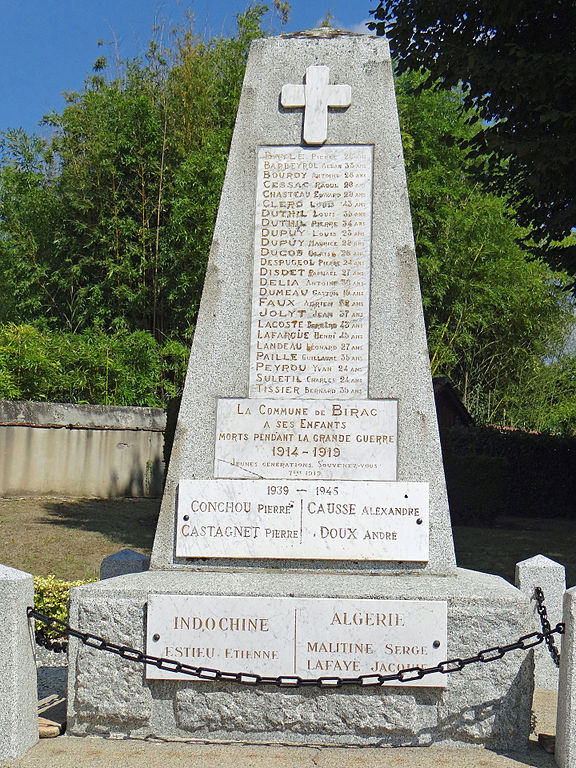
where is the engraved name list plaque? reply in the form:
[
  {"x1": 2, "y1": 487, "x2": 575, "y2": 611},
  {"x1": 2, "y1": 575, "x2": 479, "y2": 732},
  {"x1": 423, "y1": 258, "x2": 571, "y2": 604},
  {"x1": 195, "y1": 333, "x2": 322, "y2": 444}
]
[{"x1": 251, "y1": 145, "x2": 372, "y2": 399}]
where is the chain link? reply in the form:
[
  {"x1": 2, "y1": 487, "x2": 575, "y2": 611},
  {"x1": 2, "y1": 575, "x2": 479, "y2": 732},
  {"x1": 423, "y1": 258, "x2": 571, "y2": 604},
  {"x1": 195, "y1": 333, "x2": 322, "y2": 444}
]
[
  {"x1": 535, "y1": 586, "x2": 562, "y2": 668},
  {"x1": 33, "y1": 627, "x2": 68, "y2": 653},
  {"x1": 27, "y1": 586, "x2": 565, "y2": 688}
]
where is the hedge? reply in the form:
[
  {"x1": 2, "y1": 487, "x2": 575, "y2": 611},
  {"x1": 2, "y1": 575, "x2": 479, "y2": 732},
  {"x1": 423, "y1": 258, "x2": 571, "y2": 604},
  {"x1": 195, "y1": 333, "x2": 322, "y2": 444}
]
[{"x1": 441, "y1": 425, "x2": 576, "y2": 524}]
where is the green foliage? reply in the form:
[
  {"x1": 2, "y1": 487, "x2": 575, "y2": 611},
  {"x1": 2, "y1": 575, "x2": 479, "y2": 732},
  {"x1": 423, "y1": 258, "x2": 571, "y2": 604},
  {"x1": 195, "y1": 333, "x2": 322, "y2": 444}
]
[
  {"x1": 273, "y1": 1, "x2": 291, "y2": 31},
  {"x1": 0, "y1": 6, "x2": 268, "y2": 408},
  {"x1": 503, "y1": 354, "x2": 576, "y2": 435},
  {"x1": 442, "y1": 426, "x2": 576, "y2": 524},
  {"x1": 0, "y1": 324, "x2": 188, "y2": 406},
  {"x1": 396, "y1": 71, "x2": 575, "y2": 426},
  {"x1": 369, "y1": 0, "x2": 576, "y2": 276},
  {"x1": 0, "y1": 6, "x2": 573, "y2": 433},
  {"x1": 0, "y1": 8, "x2": 269, "y2": 407},
  {"x1": 0, "y1": 6, "x2": 266, "y2": 341},
  {"x1": 0, "y1": 131, "x2": 61, "y2": 328},
  {"x1": 34, "y1": 574, "x2": 96, "y2": 638}
]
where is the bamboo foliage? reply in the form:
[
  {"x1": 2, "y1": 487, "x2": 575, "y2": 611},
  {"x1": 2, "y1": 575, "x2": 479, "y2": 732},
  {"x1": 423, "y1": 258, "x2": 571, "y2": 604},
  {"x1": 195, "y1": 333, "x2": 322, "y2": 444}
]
[
  {"x1": 0, "y1": 6, "x2": 266, "y2": 342},
  {"x1": 0, "y1": 11, "x2": 573, "y2": 424}
]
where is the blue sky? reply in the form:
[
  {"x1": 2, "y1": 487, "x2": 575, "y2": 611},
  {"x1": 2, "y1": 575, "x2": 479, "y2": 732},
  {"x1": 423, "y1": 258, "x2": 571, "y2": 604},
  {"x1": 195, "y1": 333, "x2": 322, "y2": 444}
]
[{"x1": 1, "y1": 1, "x2": 370, "y2": 136}]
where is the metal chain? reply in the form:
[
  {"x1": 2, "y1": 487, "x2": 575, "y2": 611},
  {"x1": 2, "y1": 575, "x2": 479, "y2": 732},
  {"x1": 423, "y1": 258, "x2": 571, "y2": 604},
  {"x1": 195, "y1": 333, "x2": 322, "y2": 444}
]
[
  {"x1": 27, "y1": 595, "x2": 565, "y2": 689},
  {"x1": 33, "y1": 627, "x2": 68, "y2": 653},
  {"x1": 535, "y1": 586, "x2": 562, "y2": 668}
]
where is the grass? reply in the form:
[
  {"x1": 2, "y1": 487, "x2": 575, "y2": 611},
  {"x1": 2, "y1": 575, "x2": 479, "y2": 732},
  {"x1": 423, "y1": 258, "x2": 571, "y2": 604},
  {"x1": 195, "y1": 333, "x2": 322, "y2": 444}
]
[
  {"x1": 0, "y1": 496, "x2": 574, "y2": 587},
  {"x1": 454, "y1": 517, "x2": 576, "y2": 587},
  {"x1": 0, "y1": 497, "x2": 159, "y2": 581}
]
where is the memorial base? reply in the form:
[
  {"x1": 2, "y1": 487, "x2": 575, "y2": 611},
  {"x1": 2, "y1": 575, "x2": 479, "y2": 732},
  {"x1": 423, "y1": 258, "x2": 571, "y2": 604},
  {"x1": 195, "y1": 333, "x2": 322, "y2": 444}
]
[{"x1": 67, "y1": 568, "x2": 534, "y2": 750}]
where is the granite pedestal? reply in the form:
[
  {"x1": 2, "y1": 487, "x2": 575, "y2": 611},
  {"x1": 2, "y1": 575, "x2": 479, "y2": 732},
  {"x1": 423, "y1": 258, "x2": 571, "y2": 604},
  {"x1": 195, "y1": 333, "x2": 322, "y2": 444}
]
[
  {"x1": 0, "y1": 565, "x2": 37, "y2": 759},
  {"x1": 67, "y1": 569, "x2": 532, "y2": 748}
]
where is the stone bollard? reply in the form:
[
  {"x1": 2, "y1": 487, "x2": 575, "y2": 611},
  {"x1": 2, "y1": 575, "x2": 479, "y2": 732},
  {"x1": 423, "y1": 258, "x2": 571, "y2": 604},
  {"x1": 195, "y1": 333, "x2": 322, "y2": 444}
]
[
  {"x1": 0, "y1": 564, "x2": 38, "y2": 759},
  {"x1": 100, "y1": 548, "x2": 150, "y2": 580},
  {"x1": 515, "y1": 554, "x2": 565, "y2": 690},
  {"x1": 555, "y1": 586, "x2": 576, "y2": 767}
]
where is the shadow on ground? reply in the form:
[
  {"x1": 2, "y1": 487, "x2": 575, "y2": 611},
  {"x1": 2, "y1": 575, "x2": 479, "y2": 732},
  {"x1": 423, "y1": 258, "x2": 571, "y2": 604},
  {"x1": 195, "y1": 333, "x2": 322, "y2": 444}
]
[
  {"x1": 41, "y1": 498, "x2": 161, "y2": 551},
  {"x1": 0, "y1": 496, "x2": 160, "y2": 579}
]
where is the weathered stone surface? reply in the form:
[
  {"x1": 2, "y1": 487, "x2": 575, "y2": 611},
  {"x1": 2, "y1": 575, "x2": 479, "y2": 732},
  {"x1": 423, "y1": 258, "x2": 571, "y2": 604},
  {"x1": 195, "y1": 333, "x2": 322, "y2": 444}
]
[
  {"x1": 0, "y1": 406, "x2": 165, "y2": 497},
  {"x1": 68, "y1": 595, "x2": 153, "y2": 733},
  {"x1": 175, "y1": 686, "x2": 439, "y2": 743},
  {"x1": 515, "y1": 554, "x2": 565, "y2": 690},
  {"x1": 150, "y1": 29, "x2": 455, "y2": 574},
  {"x1": 67, "y1": 569, "x2": 533, "y2": 749},
  {"x1": 0, "y1": 398, "x2": 166, "y2": 430},
  {"x1": 555, "y1": 586, "x2": 576, "y2": 767},
  {"x1": 436, "y1": 603, "x2": 534, "y2": 750},
  {"x1": 100, "y1": 548, "x2": 150, "y2": 580},
  {"x1": 0, "y1": 564, "x2": 38, "y2": 759}
]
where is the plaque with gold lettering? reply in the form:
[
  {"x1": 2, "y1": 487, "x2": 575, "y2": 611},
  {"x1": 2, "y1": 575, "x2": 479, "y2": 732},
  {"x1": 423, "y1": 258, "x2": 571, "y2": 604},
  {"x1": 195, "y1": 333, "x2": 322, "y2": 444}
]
[
  {"x1": 215, "y1": 397, "x2": 397, "y2": 481},
  {"x1": 146, "y1": 594, "x2": 447, "y2": 687},
  {"x1": 250, "y1": 145, "x2": 372, "y2": 399},
  {"x1": 175, "y1": 478, "x2": 428, "y2": 561}
]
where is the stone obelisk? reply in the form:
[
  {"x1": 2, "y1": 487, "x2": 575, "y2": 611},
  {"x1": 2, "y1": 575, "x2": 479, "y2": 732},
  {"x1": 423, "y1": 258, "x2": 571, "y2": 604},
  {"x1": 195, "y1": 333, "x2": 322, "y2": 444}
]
[{"x1": 67, "y1": 30, "x2": 533, "y2": 750}]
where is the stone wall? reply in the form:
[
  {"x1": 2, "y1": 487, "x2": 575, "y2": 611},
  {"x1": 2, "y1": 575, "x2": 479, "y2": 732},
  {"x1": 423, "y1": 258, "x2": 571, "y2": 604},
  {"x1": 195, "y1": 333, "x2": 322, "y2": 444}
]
[{"x1": 0, "y1": 400, "x2": 166, "y2": 498}]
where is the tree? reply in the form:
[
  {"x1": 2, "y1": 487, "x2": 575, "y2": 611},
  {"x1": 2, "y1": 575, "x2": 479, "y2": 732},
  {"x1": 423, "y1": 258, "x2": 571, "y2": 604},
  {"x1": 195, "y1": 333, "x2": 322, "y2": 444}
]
[
  {"x1": 503, "y1": 353, "x2": 576, "y2": 434},
  {"x1": 273, "y1": 1, "x2": 290, "y2": 32},
  {"x1": 0, "y1": 6, "x2": 267, "y2": 340},
  {"x1": 1, "y1": 8, "x2": 573, "y2": 421},
  {"x1": 0, "y1": 131, "x2": 62, "y2": 328},
  {"x1": 369, "y1": 0, "x2": 576, "y2": 277},
  {"x1": 396, "y1": 71, "x2": 574, "y2": 424}
]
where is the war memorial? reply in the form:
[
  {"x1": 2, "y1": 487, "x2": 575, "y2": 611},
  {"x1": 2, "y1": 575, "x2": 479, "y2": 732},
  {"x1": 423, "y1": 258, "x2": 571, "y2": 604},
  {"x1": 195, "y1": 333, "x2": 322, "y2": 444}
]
[{"x1": 59, "y1": 28, "x2": 538, "y2": 749}]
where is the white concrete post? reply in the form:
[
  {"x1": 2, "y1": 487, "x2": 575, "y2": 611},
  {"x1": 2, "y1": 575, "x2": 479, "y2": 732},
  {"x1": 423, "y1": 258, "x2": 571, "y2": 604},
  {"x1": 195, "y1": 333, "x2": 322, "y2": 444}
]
[
  {"x1": 100, "y1": 548, "x2": 150, "y2": 580},
  {"x1": 556, "y1": 586, "x2": 576, "y2": 767},
  {"x1": 515, "y1": 554, "x2": 566, "y2": 690},
  {"x1": 0, "y1": 564, "x2": 38, "y2": 759}
]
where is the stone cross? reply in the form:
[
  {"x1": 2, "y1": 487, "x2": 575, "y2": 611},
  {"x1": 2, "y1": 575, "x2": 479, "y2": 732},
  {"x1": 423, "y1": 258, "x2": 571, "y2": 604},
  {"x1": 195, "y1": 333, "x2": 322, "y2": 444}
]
[{"x1": 281, "y1": 64, "x2": 351, "y2": 144}]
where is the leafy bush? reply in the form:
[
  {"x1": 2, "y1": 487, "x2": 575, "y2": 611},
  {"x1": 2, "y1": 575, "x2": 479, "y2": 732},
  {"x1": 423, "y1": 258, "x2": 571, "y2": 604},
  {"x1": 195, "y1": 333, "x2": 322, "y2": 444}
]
[
  {"x1": 0, "y1": 323, "x2": 189, "y2": 406},
  {"x1": 34, "y1": 574, "x2": 96, "y2": 639}
]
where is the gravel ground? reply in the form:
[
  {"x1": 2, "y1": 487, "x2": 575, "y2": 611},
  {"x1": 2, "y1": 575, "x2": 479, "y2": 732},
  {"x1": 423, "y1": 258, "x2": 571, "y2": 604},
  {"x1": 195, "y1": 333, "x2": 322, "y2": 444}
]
[{"x1": 35, "y1": 642, "x2": 67, "y2": 724}]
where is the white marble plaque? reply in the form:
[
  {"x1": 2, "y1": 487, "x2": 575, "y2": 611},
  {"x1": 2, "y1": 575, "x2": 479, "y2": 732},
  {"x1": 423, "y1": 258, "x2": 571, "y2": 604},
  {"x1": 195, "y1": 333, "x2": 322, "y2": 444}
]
[
  {"x1": 146, "y1": 594, "x2": 447, "y2": 687},
  {"x1": 250, "y1": 145, "x2": 372, "y2": 399},
  {"x1": 215, "y1": 398, "x2": 397, "y2": 480},
  {"x1": 176, "y1": 479, "x2": 429, "y2": 561}
]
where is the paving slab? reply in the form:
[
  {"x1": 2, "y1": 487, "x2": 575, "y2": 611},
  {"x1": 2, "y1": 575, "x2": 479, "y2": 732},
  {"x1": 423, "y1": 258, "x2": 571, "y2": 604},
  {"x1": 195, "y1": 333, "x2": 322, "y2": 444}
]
[{"x1": 0, "y1": 736, "x2": 558, "y2": 768}]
